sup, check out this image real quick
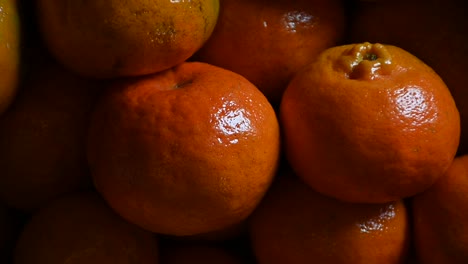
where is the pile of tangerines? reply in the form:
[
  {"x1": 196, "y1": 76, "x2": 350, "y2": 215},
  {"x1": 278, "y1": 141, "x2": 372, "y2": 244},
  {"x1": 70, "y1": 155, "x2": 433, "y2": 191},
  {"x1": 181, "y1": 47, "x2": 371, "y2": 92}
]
[{"x1": 0, "y1": 0, "x2": 466, "y2": 263}]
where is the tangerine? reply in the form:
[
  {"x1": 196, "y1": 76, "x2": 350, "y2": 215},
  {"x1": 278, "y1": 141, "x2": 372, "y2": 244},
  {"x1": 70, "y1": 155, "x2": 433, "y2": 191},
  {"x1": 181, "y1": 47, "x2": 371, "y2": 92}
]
[
  {"x1": 36, "y1": 0, "x2": 220, "y2": 78},
  {"x1": 87, "y1": 62, "x2": 281, "y2": 236},
  {"x1": 280, "y1": 42, "x2": 460, "y2": 203},
  {"x1": 249, "y1": 173, "x2": 410, "y2": 264},
  {"x1": 348, "y1": 0, "x2": 468, "y2": 154},
  {"x1": 0, "y1": 0, "x2": 21, "y2": 115},
  {"x1": 0, "y1": 60, "x2": 99, "y2": 211},
  {"x1": 412, "y1": 154, "x2": 468, "y2": 263},
  {"x1": 194, "y1": 0, "x2": 346, "y2": 107},
  {"x1": 13, "y1": 192, "x2": 159, "y2": 264}
]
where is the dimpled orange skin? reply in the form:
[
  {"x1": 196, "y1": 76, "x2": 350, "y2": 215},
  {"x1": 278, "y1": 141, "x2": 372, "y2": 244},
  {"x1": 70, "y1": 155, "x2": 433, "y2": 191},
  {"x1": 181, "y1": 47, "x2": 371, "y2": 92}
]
[
  {"x1": 249, "y1": 173, "x2": 410, "y2": 264},
  {"x1": 280, "y1": 42, "x2": 460, "y2": 204},
  {"x1": 35, "y1": 0, "x2": 219, "y2": 78},
  {"x1": 0, "y1": 0, "x2": 20, "y2": 115},
  {"x1": 14, "y1": 192, "x2": 159, "y2": 264},
  {"x1": 87, "y1": 62, "x2": 281, "y2": 236},
  {"x1": 194, "y1": 0, "x2": 346, "y2": 107},
  {"x1": 349, "y1": 0, "x2": 468, "y2": 155},
  {"x1": 412, "y1": 155, "x2": 468, "y2": 264}
]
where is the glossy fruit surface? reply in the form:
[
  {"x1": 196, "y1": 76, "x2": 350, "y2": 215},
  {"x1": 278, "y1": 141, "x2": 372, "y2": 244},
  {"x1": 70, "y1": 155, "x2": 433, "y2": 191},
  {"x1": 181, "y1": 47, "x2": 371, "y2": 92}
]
[
  {"x1": 280, "y1": 42, "x2": 460, "y2": 203},
  {"x1": 249, "y1": 173, "x2": 410, "y2": 264},
  {"x1": 87, "y1": 62, "x2": 280, "y2": 236},
  {"x1": 195, "y1": 0, "x2": 346, "y2": 107},
  {"x1": 349, "y1": 0, "x2": 468, "y2": 155}
]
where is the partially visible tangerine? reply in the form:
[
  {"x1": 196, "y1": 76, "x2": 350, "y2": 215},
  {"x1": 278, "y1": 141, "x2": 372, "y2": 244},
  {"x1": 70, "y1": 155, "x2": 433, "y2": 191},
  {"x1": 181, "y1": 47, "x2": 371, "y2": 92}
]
[
  {"x1": 0, "y1": 60, "x2": 99, "y2": 212},
  {"x1": 412, "y1": 154, "x2": 468, "y2": 264},
  {"x1": 249, "y1": 173, "x2": 410, "y2": 264},
  {"x1": 195, "y1": 0, "x2": 346, "y2": 107},
  {"x1": 13, "y1": 192, "x2": 159, "y2": 264},
  {"x1": 36, "y1": 0, "x2": 220, "y2": 78},
  {"x1": 0, "y1": 0, "x2": 21, "y2": 115}
]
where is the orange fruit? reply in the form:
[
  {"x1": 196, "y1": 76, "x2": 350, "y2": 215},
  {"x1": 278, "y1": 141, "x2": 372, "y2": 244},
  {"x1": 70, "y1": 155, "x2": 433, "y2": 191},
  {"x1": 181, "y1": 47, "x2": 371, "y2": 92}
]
[
  {"x1": 160, "y1": 243, "x2": 244, "y2": 264},
  {"x1": 87, "y1": 61, "x2": 281, "y2": 236},
  {"x1": 13, "y1": 192, "x2": 159, "y2": 264},
  {"x1": 194, "y1": 0, "x2": 346, "y2": 107},
  {"x1": 36, "y1": 0, "x2": 220, "y2": 78},
  {"x1": 279, "y1": 42, "x2": 460, "y2": 203},
  {"x1": 249, "y1": 172, "x2": 410, "y2": 264},
  {"x1": 0, "y1": 0, "x2": 21, "y2": 115},
  {"x1": 348, "y1": 0, "x2": 468, "y2": 155},
  {"x1": 412, "y1": 154, "x2": 468, "y2": 263},
  {"x1": 0, "y1": 59, "x2": 99, "y2": 212}
]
